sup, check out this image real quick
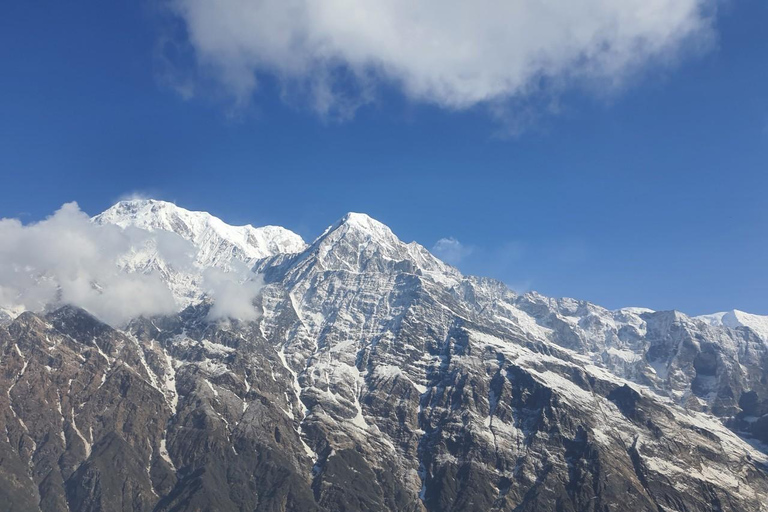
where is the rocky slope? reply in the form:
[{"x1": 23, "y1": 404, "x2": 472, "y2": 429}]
[{"x1": 0, "y1": 203, "x2": 766, "y2": 511}]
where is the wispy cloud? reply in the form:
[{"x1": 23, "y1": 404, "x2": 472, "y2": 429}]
[
  {"x1": 160, "y1": 0, "x2": 716, "y2": 123},
  {"x1": 115, "y1": 190, "x2": 168, "y2": 204},
  {"x1": 432, "y1": 237, "x2": 526, "y2": 281},
  {"x1": 432, "y1": 237, "x2": 474, "y2": 266},
  {"x1": 430, "y1": 235, "x2": 589, "y2": 295}
]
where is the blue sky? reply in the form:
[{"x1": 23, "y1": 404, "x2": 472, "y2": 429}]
[{"x1": 0, "y1": 1, "x2": 766, "y2": 315}]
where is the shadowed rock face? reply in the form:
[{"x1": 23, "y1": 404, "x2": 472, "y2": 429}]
[{"x1": 0, "y1": 212, "x2": 767, "y2": 511}]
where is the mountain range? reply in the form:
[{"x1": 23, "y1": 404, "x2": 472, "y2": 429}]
[{"x1": 0, "y1": 199, "x2": 766, "y2": 511}]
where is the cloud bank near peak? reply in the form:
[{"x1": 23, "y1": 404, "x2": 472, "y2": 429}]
[
  {"x1": 0, "y1": 203, "x2": 182, "y2": 326},
  {"x1": 163, "y1": 0, "x2": 716, "y2": 117},
  {"x1": 0, "y1": 203, "x2": 265, "y2": 326}
]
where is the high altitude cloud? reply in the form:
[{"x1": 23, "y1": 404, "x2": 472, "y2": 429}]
[{"x1": 166, "y1": 0, "x2": 715, "y2": 116}]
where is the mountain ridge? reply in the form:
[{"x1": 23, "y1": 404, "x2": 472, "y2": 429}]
[
  {"x1": 94, "y1": 198, "x2": 308, "y2": 262},
  {"x1": 0, "y1": 199, "x2": 766, "y2": 511},
  {"x1": 97, "y1": 200, "x2": 768, "y2": 328},
  {"x1": 696, "y1": 309, "x2": 768, "y2": 342}
]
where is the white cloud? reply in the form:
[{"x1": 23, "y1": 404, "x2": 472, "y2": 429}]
[
  {"x1": 0, "y1": 203, "x2": 183, "y2": 326},
  {"x1": 432, "y1": 237, "x2": 474, "y2": 266},
  {"x1": 0, "y1": 202, "x2": 270, "y2": 326},
  {"x1": 203, "y1": 266, "x2": 263, "y2": 321},
  {"x1": 165, "y1": 0, "x2": 715, "y2": 117}
]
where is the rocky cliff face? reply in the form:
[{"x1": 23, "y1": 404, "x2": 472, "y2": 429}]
[{"x1": 0, "y1": 205, "x2": 766, "y2": 511}]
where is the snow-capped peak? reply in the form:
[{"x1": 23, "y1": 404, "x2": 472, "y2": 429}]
[
  {"x1": 95, "y1": 199, "x2": 307, "y2": 264},
  {"x1": 91, "y1": 199, "x2": 308, "y2": 309},
  {"x1": 341, "y1": 211, "x2": 390, "y2": 231},
  {"x1": 696, "y1": 309, "x2": 768, "y2": 341},
  {"x1": 312, "y1": 212, "x2": 397, "y2": 245},
  {"x1": 297, "y1": 211, "x2": 460, "y2": 281}
]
